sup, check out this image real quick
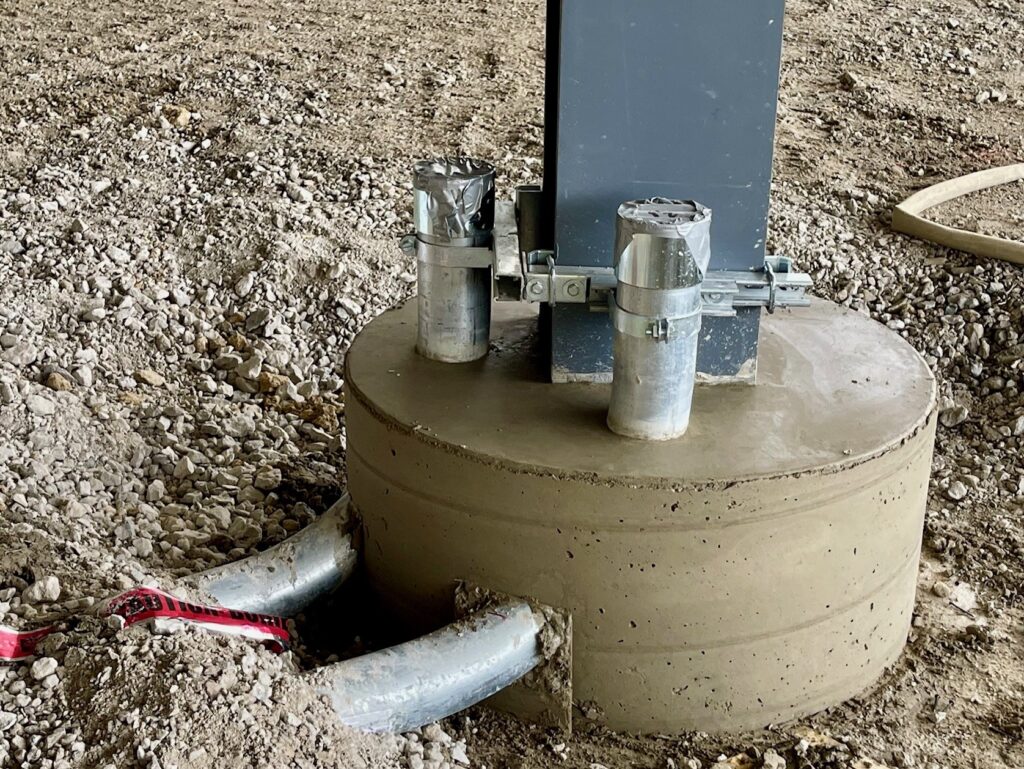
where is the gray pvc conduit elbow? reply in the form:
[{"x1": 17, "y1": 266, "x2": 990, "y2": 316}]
[
  {"x1": 309, "y1": 600, "x2": 545, "y2": 733},
  {"x1": 180, "y1": 495, "x2": 357, "y2": 617}
]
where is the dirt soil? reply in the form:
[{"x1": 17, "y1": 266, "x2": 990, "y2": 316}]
[{"x1": 1, "y1": 0, "x2": 1023, "y2": 768}]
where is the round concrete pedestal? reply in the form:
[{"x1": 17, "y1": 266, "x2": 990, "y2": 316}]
[{"x1": 344, "y1": 299, "x2": 936, "y2": 732}]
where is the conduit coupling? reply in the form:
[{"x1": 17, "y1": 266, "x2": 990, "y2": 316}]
[
  {"x1": 607, "y1": 199, "x2": 712, "y2": 441},
  {"x1": 409, "y1": 158, "x2": 496, "y2": 363}
]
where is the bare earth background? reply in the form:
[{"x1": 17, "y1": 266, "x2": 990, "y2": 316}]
[{"x1": 0, "y1": 1, "x2": 1023, "y2": 768}]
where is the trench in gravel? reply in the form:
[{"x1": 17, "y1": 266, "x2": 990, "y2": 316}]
[{"x1": 289, "y1": 566, "x2": 429, "y2": 674}]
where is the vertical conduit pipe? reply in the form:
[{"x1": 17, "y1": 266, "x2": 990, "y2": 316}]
[
  {"x1": 414, "y1": 158, "x2": 496, "y2": 363},
  {"x1": 607, "y1": 199, "x2": 712, "y2": 441}
]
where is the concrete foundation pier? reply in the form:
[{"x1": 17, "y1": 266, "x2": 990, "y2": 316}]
[{"x1": 344, "y1": 298, "x2": 936, "y2": 732}]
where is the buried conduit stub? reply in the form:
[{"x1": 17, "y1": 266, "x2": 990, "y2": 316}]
[{"x1": 455, "y1": 581, "x2": 573, "y2": 733}]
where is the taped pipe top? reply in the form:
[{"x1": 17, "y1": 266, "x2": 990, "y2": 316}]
[
  {"x1": 413, "y1": 158, "x2": 496, "y2": 248},
  {"x1": 614, "y1": 199, "x2": 712, "y2": 291}
]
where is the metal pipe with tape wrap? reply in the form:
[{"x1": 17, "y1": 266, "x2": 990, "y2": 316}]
[
  {"x1": 413, "y1": 158, "x2": 497, "y2": 363},
  {"x1": 607, "y1": 199, "x2": 713, "y2": 441}
]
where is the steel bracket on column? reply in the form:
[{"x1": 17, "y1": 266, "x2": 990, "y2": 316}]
[{"x1": 508, "y1": 253, "x2": 812, "y2": 317}]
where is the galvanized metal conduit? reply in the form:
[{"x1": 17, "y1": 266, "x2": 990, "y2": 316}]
[
  {"x1": 414, "y1": 158, "x2": 497, "y2": 363},
  {"x1": 608, "y1": 199, "x2": 713, "y2": 441},
  {"x1": 181, "y1": 495, "x2": 357, "y2": 617},
  {"x1": 309, "y1": 601, "x2": 545, "y2": 733},
  {"x1": 183, "y1": 497, "x2": 549, "y2": 733}
]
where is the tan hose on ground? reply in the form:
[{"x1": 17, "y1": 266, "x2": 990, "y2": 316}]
[{"x1": 892, "y1": 163, "x2": 1024, "y2": 265}]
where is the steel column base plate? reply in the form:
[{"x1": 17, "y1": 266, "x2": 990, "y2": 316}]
[{"x1": 344, "y1": 299, "x2": 937, "y2": 733}]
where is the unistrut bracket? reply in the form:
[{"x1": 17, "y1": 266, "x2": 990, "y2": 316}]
[{"x1": 511, "y1": 252, "x2": 812, "y2": 317}]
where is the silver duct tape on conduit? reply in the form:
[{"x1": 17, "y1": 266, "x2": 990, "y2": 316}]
[
  {"x1": 413, "y1": 158, "x2": 496, "y2": 363},
  {"x1": 181, "y1": 495, "x2": 357, "y2": 617},
  {"x1": 310, "y1": 601, "x2": 545, "y2": 733},
  {"x1": 607, "y1": 199, "x2": 713, "y2": 441}
]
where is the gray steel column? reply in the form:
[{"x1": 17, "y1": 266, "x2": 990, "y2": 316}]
[{"x1": 543, "y1": 0, "x2": 785, "y2": 382}]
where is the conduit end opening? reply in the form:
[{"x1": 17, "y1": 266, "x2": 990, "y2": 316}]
[{"x1": 455, "y1": 582, "x2": 573, "y2": 734}]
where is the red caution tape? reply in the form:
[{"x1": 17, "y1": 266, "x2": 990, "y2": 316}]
[
  {"x1": 0, "y1": 587, "x2": 290, "y2": 661},
  {"x1": 103, "y1": 588, "x2": 291, "y2": 652},
  {"x1": 0, "y1": 625, "x2": 56, "y2": 661}
]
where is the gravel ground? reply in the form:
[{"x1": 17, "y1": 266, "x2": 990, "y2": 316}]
[{"x1": 0, "y1": 0, "x2": 1023, "y2": 768}]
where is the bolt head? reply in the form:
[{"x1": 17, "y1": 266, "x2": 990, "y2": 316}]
[
  {"x1": 528, "y1": 280, "x2": 544, "y2": 295},
  {"x1": 565, "y1": 282, "x2": 582, "y2": 298},
  {"x1": 399, "y1": 234, "x2": 418, "y2": 256}
]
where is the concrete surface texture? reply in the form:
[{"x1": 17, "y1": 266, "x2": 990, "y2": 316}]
[{"x1": 345, "y1": 298, "x2": 937, "y2": 731}]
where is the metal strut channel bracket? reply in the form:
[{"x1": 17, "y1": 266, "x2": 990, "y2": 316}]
[
  {"x1": 399, "y1": 233, "x2": 494, "y2": 269},
  {"x1": 513, "y1": 252, "x2": 812, "y2": 316},
  {"x1": 402, "y1": 204, "x2": 812, "y2": 325}
]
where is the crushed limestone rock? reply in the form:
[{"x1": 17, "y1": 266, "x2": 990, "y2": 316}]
[{"x1": 1, "y1": 618, "x2": 402, "y2": 769}]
